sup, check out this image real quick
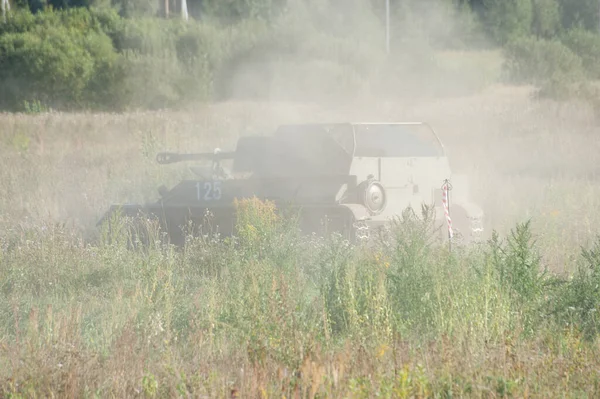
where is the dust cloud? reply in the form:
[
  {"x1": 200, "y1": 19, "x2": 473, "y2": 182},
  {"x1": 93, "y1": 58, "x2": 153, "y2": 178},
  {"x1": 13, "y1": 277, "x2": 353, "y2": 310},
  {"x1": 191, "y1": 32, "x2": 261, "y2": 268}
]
[{"x1": 1, "y1": 0, "x2": 599, "y2": 271}]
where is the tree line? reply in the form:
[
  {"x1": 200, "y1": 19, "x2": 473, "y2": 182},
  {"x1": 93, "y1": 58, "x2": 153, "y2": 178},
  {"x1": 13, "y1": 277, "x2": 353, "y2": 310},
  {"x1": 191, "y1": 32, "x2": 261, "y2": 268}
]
[
  {"x1": 6, "y1": 0, "x2": 600, "y2": 42},
  {"x1": 1, "y1": 0, "x2": 599, "y2": 111}
]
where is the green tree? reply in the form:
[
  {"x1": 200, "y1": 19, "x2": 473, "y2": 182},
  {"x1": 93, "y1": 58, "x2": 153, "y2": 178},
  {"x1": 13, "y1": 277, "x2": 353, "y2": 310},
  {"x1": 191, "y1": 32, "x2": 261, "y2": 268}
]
[
  {"x1": 558, "y1": 0, "x2": 599, "y2": 32},
  {"x1": 503, "y1": 35, "x2": 583, "y2": 84},
  {"x1": 200, "y1": 0, "x2": 287, "y2": 22},
  {"x1": 0, "y1": 8, "x2": 127, "y2": 110},
  {"x1": 562, "y1": 28, "x2": 600, "y2": 79},
  {"x1": 531, "y1": 0, "x2": 561, "y2": 38},
  {"x1": 111, "y1": 0, "x2": 158, "y2": 18},
  {"x1": 482, "y1": 0, "x2": 533, "y2": 44},
  {"x1": 0, "y1": 28, "x2": 96, "y2": 109}
]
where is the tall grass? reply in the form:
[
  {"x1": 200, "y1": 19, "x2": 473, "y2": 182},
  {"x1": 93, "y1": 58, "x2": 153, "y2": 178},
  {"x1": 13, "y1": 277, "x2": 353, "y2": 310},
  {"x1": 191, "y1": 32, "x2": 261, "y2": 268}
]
[
  {"x1": 1, "y1": 198, "x2": 600, "y2": 397},
  {"x1": 1, "y1": 84, "x2": 600, "y2": 396}
]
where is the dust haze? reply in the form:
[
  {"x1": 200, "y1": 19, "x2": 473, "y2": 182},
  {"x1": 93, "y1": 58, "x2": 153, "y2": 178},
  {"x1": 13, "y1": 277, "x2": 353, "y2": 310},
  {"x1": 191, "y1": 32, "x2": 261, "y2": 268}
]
[{"x1": 1, "y1": 0, "x2": 599, "y2": 271}]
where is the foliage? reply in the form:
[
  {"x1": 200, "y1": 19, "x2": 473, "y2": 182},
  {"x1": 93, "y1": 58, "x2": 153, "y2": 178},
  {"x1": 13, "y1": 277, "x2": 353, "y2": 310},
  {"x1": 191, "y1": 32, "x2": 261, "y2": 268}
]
[
  {"x1": 481, "y1": 0, "x2": 534, "y2": 44},
  {"x1": 551, "y1": 238, "x2": 600, "y2": 339},
  {"x1": 561, "y1": 28, "x2": 600, "y2": 79},
  {"x1": 1, "y1": 0, "x2": 600, "y2": 110},
  {"x1": 22, "y1": 98, "x2": 50, "y2": 113},
  {"x1": 503, "y1": 35, "x2": 584, "y2": 85},
  {"x1": 557, "y1": 0, "x2": 600, "y2": 32},
  {"x1": 1, "y1": 87, "x2": 600, "y2": 395},
  {"x1": 532, "y1": 0, "x2": 561, "y2": 38},
  {"x1": 200, "y1": 0, "x2": 287, "y2": 22},
  {"x1": 2, "y1": 199, "x2": 600, "y2": 396},
  {"x1": 0, "y1": 2, "x2": 494, "y2": 110},
  {"x1": 487, "y1": 221, "x2": 544, "y2": 301},
  {"x1": 0, "y1": 9, "x2": 124, "y2": 109}
]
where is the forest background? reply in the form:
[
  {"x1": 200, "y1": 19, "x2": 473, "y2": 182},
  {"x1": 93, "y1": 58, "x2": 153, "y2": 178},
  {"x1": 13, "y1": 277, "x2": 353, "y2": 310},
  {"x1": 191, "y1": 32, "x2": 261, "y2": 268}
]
[{"x1": 2, "y1": 0, "x2": 600, "y2": 112}]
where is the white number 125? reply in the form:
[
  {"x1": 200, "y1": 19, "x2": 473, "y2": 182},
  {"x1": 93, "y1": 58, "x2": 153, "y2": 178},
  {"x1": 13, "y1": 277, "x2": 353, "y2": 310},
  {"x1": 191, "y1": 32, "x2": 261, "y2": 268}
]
[{"x1": 197, "y1": 181, "x2": 222, "y2": 201}]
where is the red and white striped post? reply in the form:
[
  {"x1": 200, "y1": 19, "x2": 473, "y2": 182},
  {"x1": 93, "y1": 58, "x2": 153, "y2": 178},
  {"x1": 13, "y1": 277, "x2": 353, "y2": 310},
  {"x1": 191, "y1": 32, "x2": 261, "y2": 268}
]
[{"x1": 442, "y1": 180, "x2": 453, "y2": 251}]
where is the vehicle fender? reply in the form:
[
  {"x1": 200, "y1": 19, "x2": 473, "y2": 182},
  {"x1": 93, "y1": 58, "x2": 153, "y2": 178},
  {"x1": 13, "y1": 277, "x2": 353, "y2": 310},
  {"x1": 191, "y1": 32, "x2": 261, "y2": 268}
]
[{"x1": 338, "y1": 203, "x2": 371, "y2": 221}]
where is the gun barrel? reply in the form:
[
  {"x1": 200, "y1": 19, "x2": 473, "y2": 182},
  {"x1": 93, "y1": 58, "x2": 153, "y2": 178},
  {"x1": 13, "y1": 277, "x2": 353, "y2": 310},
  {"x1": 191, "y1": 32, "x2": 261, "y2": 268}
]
[{"x1": 156, "y1": 151, "x2": 235, "y2": 165}]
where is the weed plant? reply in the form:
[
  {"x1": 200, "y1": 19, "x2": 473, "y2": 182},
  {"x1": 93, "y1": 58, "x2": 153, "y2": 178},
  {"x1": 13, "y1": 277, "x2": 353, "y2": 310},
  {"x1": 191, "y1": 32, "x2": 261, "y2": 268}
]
[
  {"x1": 0, "y1": 84, "x2": 599, "y2": 397},
  {"x1": 1, "y1": 198, "x2": 600, "y2": 397}
]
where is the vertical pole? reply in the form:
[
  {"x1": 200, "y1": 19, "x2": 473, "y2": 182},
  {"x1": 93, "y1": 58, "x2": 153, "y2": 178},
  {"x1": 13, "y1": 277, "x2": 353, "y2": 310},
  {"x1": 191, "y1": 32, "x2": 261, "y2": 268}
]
[
  {"x1": 181, "y1": 0, "x2": 188, "y2": 21},
  {"x1": 447, "y1": 186, "x2": 452, "y2": 253},
  {"x1": 1, "y1": 0, "x2": 7, "y2": 24},
  {"x1": 164, "y1": 0, "x2": 169, "y2": 18},
  {"x1": 385, "y1": 0, "x2": 390, "y2": 54}
]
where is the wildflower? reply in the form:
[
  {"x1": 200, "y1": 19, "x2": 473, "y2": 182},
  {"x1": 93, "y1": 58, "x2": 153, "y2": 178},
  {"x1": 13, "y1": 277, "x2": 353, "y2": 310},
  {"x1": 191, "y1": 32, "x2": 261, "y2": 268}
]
[{"x1": 376, "y1": 344, "x2": 389, "y2": 358}]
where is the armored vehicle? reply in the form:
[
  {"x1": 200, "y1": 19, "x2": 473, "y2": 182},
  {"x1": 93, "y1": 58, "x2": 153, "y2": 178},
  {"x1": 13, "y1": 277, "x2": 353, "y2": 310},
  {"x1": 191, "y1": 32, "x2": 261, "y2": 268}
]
[{"x1": 99, "y1": 123, "x2": 484, "y2": 245}]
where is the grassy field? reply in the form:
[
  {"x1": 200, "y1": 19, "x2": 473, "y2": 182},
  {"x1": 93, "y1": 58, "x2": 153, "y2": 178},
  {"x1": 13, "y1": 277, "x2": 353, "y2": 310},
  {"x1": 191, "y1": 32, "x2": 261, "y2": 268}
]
[{"x1": 2, "y1": 84, "x2": 600, "y2": 397}]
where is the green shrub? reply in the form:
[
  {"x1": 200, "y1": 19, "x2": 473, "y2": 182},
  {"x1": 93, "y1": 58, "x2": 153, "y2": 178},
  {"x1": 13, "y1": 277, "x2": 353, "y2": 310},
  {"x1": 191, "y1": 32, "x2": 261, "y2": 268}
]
[
  {"x1": 381, "y1": 207, "x2": 440, "y2": 336},
  {"x1": 0, "y1": 8, "x2": 131, "y2": 110},
  {"x1": 487, "y1": 221, "x2": 546, "y2": 301},
  {"x1": 0, "y1": 29, "x2": 96, "y2": 109},
  {"x1": 0, "y1": 8, "x2": 271, "y2": 110},
  {"x1": 0, "y1": 3, "x2": 499, "y2": 111},
  {"x1": 0, "y1": 9, "x2": 36, "y2": 35},
  {"x1": 109, "y1": 17, "x2": 182, "y2": 55},
  {"x1": 5, "y1": 195, "x2": 600, "y2": 396},
  {"x1": 561, "y1": 28, "x2": 600, "y2": 79},
  {"x1": 482, "y1": 0, "x2": 534, "y2": 44},
  {"x1": 175, "y1": 24, "x2": 227, "y2": 68},
  {"x1": 83, "y1": 33, "x2": 129, "y2": 109},
  {"x1": 532, "y1": 0, "x2": 561, "y2": 38},
  {"x1": 112, "y1": 0, "x2": 158, "y2": 18},
  {"x1": 558, "y1": 0, "x2": 599, "y2": 32},
  {"x1": 503, "y1": 35, "x2": 584, "y2": 85},
  {"x1": 200, "y1": 0, "x2": 287, "y2": 22},
  {"x1": 1, "y1": 7, "x2": 119, "y2": 36},
  {"x1": 117, "y1": 51, "x2": 185, "y2": 109},
  {"x1": 485, "y1": 221, "x2": 562, "y2": 338},
  {"x1": 552, "y1": 238, "x2": 600, "y2": 339}
]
